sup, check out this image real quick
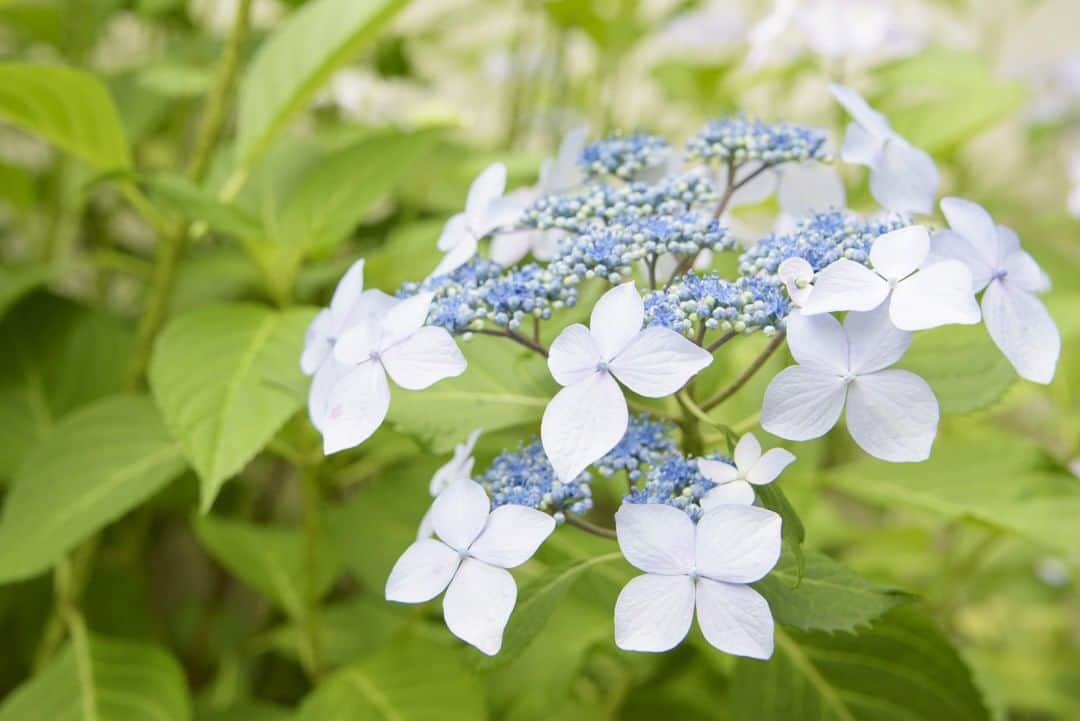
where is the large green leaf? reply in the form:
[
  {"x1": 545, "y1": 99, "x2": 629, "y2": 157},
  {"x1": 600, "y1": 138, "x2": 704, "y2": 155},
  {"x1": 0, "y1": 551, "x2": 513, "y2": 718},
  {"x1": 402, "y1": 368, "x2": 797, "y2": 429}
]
[
  {"x1": 0, "y1": 394, "x2": 186, "y2": 582},
  {"x1": 898, "y1": 323, "x2": 1017, "y2": 414},
  {"x1": 730, "y1": 608, "x2": 992, "y2": 721},
  {"x1": 0, "y1": 633, "x2": 190, "y2": 721},
  {"x1": 0, "y1": 263, "x2": 52, "y2": 318},
  {"x1": 234, "y1": 0, "x2": 409, "y2": 168},
  {"x1": 296, "y1": 637, "x2": 487, "y2": 721},
  {"x1": 0, "y1": 63, "x2": 131, "y2": 172},
  {"x1": 387, "y1": 335, "x2": 554, "y2": 452},
  {"x1": 149, "y1": 303, "x2": 314, "y2": 511},
  {"x1": 0, "y1": 294, "x2": 133, "y2": 480},
  {"x1": 755, "y1": 549, "x2": 910, "y2": 634},
  {"x1": 262, "y1": 597, "x2": 409, "y2": 668},
  {"x1": 194, "y1": 515, "x2": 340, "y2": 621},
  {"x1": 144, "y1": 173, "x2": 264, "y2": 239}
]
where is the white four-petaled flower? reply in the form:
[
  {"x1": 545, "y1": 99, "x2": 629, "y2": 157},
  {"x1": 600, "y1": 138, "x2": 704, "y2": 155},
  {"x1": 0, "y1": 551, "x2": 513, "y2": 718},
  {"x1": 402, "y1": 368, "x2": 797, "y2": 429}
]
[
  {"x1": 613, "y1": 503, "x2": 781, "y2": 658},
  {"x1": 930, "y1": 197, "x2": 1060, "y2": 384},
  {"x1": 830, "y1": 83, "x2": 938, "y2": 215},
  {"x1": 541, "y1": 283, "x2": 713, "y2": 482},
  {"x1": 801, "y1": 225, "x2": 980, "y2": 331},
  {"x1": 762, "y1": 305, "x2": 939, "y2": 462},
  {"x1": 418, "y1": 428, "x2": 483, "y2": 540},
  {"x1": 698, "y1": 433, "x2": 795, "y2": 509},
  {"x1": 386, "y1": 479, "x2": 555, "y2": 655},
  {"x1": 432, "y1": 162, "x2": 524, "y2": 276},
  {"x1": 319, "y1": 292, "x2": 467, "y2": 454}
]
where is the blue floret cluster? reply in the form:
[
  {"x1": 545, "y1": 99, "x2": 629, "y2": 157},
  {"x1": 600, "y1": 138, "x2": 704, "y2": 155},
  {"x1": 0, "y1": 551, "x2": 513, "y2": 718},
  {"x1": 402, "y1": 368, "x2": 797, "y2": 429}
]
[
  {"x1": 624, "y1": 451, "x2": 734, "y2": 522},
  {"x1": 594, "y1": 415, "x2": 679, "y2": 481},
  {"x1": 477, "y1": 439, "x2": 593, "y2": 522},
  {"x1": 579, "y1": 131, "x2": 673, "y2": 180},
  {"x1": 685, "y1": 115, "x2": 829, "y2": 166}
]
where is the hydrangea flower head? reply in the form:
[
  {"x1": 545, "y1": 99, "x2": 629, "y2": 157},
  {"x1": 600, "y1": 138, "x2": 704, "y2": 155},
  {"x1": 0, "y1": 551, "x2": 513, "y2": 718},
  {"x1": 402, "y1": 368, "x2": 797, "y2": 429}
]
[{"x1": 580, "y1": 131, "x2": 675, "y2": 181}]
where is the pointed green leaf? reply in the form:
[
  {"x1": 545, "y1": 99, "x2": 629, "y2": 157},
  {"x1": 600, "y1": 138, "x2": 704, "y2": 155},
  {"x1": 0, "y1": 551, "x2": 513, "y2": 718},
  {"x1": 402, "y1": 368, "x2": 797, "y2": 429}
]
[
  {"x1": 730, "y1": 608, "x2": 992, "y2": 721},
  {"x1": 235, "y1": 0, "x2": 410, "y2": 168},
  {"x1": 0, "y1": 394, "x2": 186, "y2": 582},
  {"x1": 296, "y1": 637, "x2": 487, "y2": 721},
  {"x1": 0, "y1": 634, "x2": 190, "y2": 721},
  {"x1": 0, "y1": 63, "x2": 131, "y2": 172},
  {"x1": 149, "y1": 303, "x2": 315, "y2": 511},
  {"x1": 755, "y1": 549, "x2": 911, "y2": 634},
  {"x1": 144, "y1": 173, "x2": 264, "y2": 239}
]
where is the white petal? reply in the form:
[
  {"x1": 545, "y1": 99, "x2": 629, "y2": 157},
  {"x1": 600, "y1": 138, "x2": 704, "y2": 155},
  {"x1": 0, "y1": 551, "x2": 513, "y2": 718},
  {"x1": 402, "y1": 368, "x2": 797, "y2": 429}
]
[
  {"x1": 870, "y1": 138, "x2": 938, "y2": 215},
  {"x1": 728, "y1": 161, "x2": 778, "y2": 207},
  {"x1": 308, "y1": 358, "x2": 348, "y2": 432},
  {"x1": 761, "y1": 366, "x2": 847, "y2": 441},
  {"x1": 778, "y1": 257, "x2": 814, "y2": 306},
  {"x1": 333, "y1": 316, "x2": 381, "y2": 365},
  {"x1": 589, "y1": 282, "x2": 644, "y2": 359},
  {"x1": 928, "y1": 229, "x2": 993, "y2": 291},
  {"x1": 1004, "y1": 250, "x2": 1051, "y2": 294},
  {"x1": 437, "y1": 213, "x2": 468, "y2": 251},
  {"x1": 869, "y1": 225, "x2": 930, "y2": 281},
  {"x1": 777, "y1": 163, "x2": 845, "y2": 216},
  {"x1": 829, "y1": 83, "x2": 893, "y2": 139},
  {"x1": 417, "y1": 507, "x2": 435, "y2": 540},
  {"x1": 784, "y1": 311, "x2": 850, "y2": 373},
  {"x1": 465, "y1": 163, "x2": 507, "y2": 225},
  {"x1": 480, "y1": 193, "x2": 530, "y2": 236},
  {"x1": 322, "y1": 362, "x2": 390, "y2": 454},
  {"x1": 614, "y1": 573, "x2": 695, "y2": 653},
  {"x1": 890, "y1": 261, "x2": 980, "y2": 331},
  {"x1": 430, "y1": 233, "x2": 478, "y2": 277},
  {"x1": 840, "y1": 121, "x2": 885, "y2": 167},
  {"x1": 553, "y1": 126, "x2": 588, "y2": 188},
  {"x1": 489, "y1": 231, "x2": 533, "y2": 266},
  {"x1": 443, "y1": 559, "x2": 516, "y2": 656},
  {"x1": 843, "y1": 303, "x2": 911, "y2": 374},
  {"x1": 846, "y1": 369, "x2": 939, "y2": 462},
  {"x1": 431, "y1": 479, "x2": 490, "y2": 552},
  {"x1": 733, "y1": 433, "x2": 762, "y2": 474},
  {"x1": 329, "y1": 258, "x2": 365, "y2": 321},
  {"x1": 614, "y1": 502, "x2": 695, "y2": 575},
  {"x1": 696, "y1": 505, "x2": 782, "y2": 583},
  {"x1": 700, "y1": 481, "x2": 755, "y2": 509},
  {"x1": 746, "y1": 448, "x2": 796, "y2": 486},
  {"x1": 548, "y1": 323, "x2": 603, "y2": 386},
  {"x1": 695, "y1": 579, "x2": 774, "y2": 660},
  {"x1": 940, "y1": 197, "x2": 999, "y2": 269},
  {"x1": 351, "y1": 289, "x2": 400, "y2": 322},
  {"x1": 800, "y1": 259, "x2": 889, "y2": 316},
  {"x1": 609, "y1": 327, "x2": 712, "y2": 398},
  {"x1": 301, "y1": 312, "x2": 332, "y2": 375},
  {"x1": 469, "y1": 505, "x2": 555, "y2": 569},
  {"x1": 697, "y1": 458, "x2": 739, "y2": 485},
  {"x1": 982, "y1": 281, "x2": 1060, "y2": 384},
  {"x1": 995, "y1": 224, "x2": 1021, "y2": 258},
  {"x1": 541, "y1": 372, "x2": 628, "y2": 482},
  {"x1": 381, "y1": 292, "x2": 435, "y2": 347},
  {"x1": 381, "y1": 326, "x2": 467, "y2": 390},
  {"x1": 385, "y1": 539, "x2": 459, "y2": 603}
]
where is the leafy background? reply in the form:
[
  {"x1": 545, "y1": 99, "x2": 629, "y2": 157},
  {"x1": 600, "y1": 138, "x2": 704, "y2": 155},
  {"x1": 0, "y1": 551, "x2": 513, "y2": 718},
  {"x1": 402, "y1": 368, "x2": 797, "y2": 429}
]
[{"x1": 0, "y1": 0, "x2": 1078, "y2": 719}]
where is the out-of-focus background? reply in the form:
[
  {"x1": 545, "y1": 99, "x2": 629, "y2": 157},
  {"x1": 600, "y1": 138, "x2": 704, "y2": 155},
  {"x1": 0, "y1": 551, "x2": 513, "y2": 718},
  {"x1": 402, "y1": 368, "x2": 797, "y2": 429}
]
[{"x1": 0, "y1": 1, "x2": 1077, "y2": 719}]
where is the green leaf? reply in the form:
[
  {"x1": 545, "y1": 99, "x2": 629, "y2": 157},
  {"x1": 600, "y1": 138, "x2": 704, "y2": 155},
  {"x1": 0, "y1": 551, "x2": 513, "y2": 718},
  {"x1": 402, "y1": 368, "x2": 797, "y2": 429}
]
[
  {"x1": 149, "y1": 303, "x2": 315, "y2": 511},
  {"x1": 235, "y1": 0, "x2": 410, "y2": 168},
  {"x1": 483, "y1": 551, "x2": 625, "y2": 667},
  {"x1": 0, "y1": 63, "x2": 131, "y2": 172},
  {"x1": 144, "y1": 173, "x2": 264, "y2": 239},
  {"x1": 0, "y1": 263, "x2": 52, "y2": 318},
  {"x1": 730, "y1": 608, "x2": 992, "y2": 721},
  {"x1": 0, "y1": 294, "x2": 133, "y2": 480},
  {"x1": 296, "y1": 637, "x2": 487, "y2": 721},
  {"x1": 194, "y1": 515, "x2": 339, "y2": 620},
  {"x1": 756, "y1": 484, "x2": 806, "y2": 578},
  {"x1": 387, "y1": 335, "x2": 554, "y2": 452},
  {"x1": 0, "y1": 633, "x2": 190, "y2": 721},
  {"x1": 0, "y1": 394, "x2": 186, "y2": 582},
  {"x1": 262, "y1": 596, "x2": 409, "y2": 668},
  {"x1": 754, "y1": 549, "x2": 910, "y2": 634},
  {"x1": 898, "y1": 323, "x2": 1017, "y2": 413}
]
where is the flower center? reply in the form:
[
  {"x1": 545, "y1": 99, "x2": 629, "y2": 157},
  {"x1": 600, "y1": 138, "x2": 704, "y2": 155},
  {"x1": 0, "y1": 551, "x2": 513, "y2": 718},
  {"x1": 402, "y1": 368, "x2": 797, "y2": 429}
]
[
  {"x1": 841, "y1": 371, "x2": 857, "y2": 385},
  {"x1": 368, "y1": 350, "x2": 382, "y2": 362},
  {"x1": 595, "y1": 360, "x2": 610, "y2": 373},
  {"x1": 457, "y1": 547, "x2": 470, "y2": 561},
  {"x1": 991, "y1": 268, "x2": 1007, "y2": 282},
  {"x1": 688, "y1": 566, "x2": 701, "y2": 582}
]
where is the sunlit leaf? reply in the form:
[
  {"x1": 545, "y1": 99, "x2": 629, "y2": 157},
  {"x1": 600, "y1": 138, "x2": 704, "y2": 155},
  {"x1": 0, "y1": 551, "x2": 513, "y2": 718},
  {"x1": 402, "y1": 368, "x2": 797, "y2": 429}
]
[{"x1": 144, "y1": 173, "x2": 264, "y2": 238}]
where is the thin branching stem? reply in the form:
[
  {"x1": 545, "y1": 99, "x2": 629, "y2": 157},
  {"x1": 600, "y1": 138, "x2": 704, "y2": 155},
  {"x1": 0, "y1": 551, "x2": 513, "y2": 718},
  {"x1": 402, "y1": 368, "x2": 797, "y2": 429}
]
[
  {"x1": 565, "y1": 513, "x2": 618, "y2": 540},
  {"x1": 472, "y1": 328, "x2": 549, "y2": 358},
  {"x1": 701, "y1": 331, "x2": 786, "y2": 411},
  {"x1": 706, "y1": 331, "x2": 738, "y2": 353}
]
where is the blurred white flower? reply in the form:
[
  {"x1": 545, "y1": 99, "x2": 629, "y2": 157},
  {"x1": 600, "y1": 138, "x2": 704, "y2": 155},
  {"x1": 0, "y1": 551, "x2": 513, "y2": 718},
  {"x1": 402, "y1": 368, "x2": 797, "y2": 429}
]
[
  {"x1": 189, "y1": 0, "x2": 281, "y2": 34},
  {"x1": 930, "y1": 197, "x2": 1060, "y2": 384},
  {"x1": 433, "y1": 163, "x2": 524, "y2": 276},
  {"x1": 542, "y1": 283, "x2": 712, "y2": 482},
  {"x1": 830, "y1": 84, "x2": 939, "y2": 215},
  {"x1": 802, "y1": 225, "x2": 981, "y2": 331},
  {"x1": 386, "y1": 479, "x2": 555, "y2": 655},
  {"x1": 698, "y1": 433, "x2": 795, "y2": 509},
  {"x1": 762, "y1": 305, "x2": 940, "y2": 462},
  {"x1": 613, "y1": 503, "x2": 781, "y2": 658}
]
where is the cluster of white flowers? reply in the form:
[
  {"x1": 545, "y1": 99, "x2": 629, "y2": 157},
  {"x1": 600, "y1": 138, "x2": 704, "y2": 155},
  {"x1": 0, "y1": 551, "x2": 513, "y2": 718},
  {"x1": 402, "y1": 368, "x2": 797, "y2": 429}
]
[{"x1": 300, "y1": 84, "x2": 1060, "y2": 659}]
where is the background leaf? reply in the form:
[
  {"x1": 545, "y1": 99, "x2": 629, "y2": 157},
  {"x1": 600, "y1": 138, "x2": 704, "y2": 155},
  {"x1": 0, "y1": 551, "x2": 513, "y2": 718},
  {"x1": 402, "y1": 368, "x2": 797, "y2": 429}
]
[
  {"x1": 144, "y1": 173, "x2": 264, "y2": 239},
  {"x1": 149, "y1": 303, "x2": 314, "y2": 511},
  {"x1": 0, "y1": 394, "x2": 186, "y2": 583},
  {"x1": 234, "y1": 0, "x2": 410, "y2": 167},
  {"x1": 0, "y1": 62, "x2": 131, "y2": 171}
]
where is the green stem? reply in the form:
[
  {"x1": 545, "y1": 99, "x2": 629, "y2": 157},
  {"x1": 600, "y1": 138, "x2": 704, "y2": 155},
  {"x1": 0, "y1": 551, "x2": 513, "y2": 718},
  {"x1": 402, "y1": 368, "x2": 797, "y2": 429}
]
[
  {"x1": 33, "y1": 539, "x2": 98, "y2": 671},
  {"x1": 701, "y1": 331, "x2": 786, "y2": 412},
  {"x1": 471, "y1": 328, "x2": 549, "y2": 357},
  {"x1": 565, "y1": 513, "x2": 618, "y2": 540},
  {"x1": 301, "y1": 466, "x2": 323, "y2": 679}
]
